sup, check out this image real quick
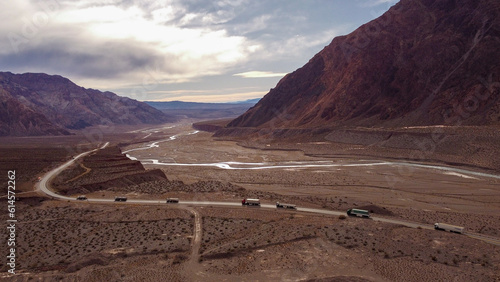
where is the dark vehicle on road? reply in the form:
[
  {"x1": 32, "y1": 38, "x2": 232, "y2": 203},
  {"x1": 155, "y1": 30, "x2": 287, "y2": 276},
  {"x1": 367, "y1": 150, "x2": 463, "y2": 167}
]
[
  {"x1": 242, "y1": 198, "x2": 260, "y2": 206},
  {"x1": 276, "y1": 202, "x2": 297, "y2": 209}
]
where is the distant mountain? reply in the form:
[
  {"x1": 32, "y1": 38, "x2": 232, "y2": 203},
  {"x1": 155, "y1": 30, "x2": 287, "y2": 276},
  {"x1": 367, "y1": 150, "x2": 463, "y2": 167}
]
[
  {"x1": 234, "y1": 98, "x2": 261, "y2": 104},
  {"x1": 0, "y1": 72, "x2": 177, "y2": 136},
  {"x1": 146, "y1": 100, "x2": 258, "y2": 110},
  {"x1": 146, "y1": 100, "x2": 257, "y2": 119},
  {"x1": 224, "y1": 0, "x2": 500, "y2": 132}
]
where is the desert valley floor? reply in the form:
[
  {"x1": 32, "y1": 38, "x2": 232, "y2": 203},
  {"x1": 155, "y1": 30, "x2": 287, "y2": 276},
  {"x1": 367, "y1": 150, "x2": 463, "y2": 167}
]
[{"x1": 1, "y1": 121, "x2": 499, "y2": 281}]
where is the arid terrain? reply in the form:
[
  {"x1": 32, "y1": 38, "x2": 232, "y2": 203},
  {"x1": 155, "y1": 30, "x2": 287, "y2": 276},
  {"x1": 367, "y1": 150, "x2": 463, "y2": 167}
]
[
  {"x1": 1, "y1": 121, "x2": 499, "y2": 281},
  {"x1": 1, "y1": 0, "x2": 499, "y2": 280}
]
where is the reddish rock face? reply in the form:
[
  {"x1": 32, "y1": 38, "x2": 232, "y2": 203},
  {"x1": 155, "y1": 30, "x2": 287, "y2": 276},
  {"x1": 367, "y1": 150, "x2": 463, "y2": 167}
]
[
  {"x1": 0, "y1": 72, "x2": 177, "y2": 136},
  {"x1": 227, "y1": 0, "x2": 500, "y2": 130},
  {"x1": 0, "y1": 88, "x2": 70, "y2": 136}
]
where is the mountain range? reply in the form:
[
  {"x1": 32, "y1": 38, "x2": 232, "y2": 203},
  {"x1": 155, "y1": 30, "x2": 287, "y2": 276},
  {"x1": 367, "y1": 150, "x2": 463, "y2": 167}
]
[
  {"x1": 0, "y1": 72, "x2": 176, "y2": 136},
  {"x1": 223, "y1": 0, "x2": 500, "y2": 133},
  {"x1": 146, "y1": 100, "x2": 258, "y2": 120}
]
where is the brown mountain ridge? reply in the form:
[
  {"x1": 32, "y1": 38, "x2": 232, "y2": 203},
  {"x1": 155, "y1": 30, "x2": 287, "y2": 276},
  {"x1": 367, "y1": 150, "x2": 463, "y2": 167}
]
[
  {"x1": 0, "y1": 72, "x2": 177, "y2": 136},
  {"x1": 223, "y1": 0, "x2": 500, "y2": 132}
]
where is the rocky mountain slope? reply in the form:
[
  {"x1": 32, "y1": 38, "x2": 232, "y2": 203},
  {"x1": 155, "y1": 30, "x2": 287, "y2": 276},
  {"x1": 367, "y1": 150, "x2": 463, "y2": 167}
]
[
  {"x1": 0, "y1": 72, "x2": 176, "y2": 136},
  {"x1": 224, "y1": 0, "x2": 500, "y2": 131},
  {"x1": 0, "y1": 88, "x2": 70, "y2": 136}
]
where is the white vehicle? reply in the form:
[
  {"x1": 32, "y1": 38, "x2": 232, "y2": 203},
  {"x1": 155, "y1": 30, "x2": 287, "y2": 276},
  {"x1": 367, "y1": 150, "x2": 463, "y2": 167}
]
[
  {"x1": 434, "y1": 223, "x2": 465, "y2": 234},
  {"x1": 242, "y1": 198, "x2": 260, "y2": 206},
  {"x1": 166, "y1": 198, "x2": 179, "y2": 203},
  {"x1": 276, "y1": 202, "x2": 297, "y2": 209},
  {"x1": 347, "y1": 208, "x2": 370, "y2": 218}
]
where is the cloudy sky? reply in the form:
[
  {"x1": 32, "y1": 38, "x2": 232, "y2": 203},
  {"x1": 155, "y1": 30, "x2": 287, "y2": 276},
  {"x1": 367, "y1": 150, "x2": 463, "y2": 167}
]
[{"x1": 1, "y1": 0, "x2": 398, "y2": 102}]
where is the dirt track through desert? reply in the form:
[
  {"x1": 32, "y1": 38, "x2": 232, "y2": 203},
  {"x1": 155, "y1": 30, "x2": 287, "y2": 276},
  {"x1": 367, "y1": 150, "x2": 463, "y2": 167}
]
[{"x1": 182, "y1": 207, "x2": 203, "y2": 280}]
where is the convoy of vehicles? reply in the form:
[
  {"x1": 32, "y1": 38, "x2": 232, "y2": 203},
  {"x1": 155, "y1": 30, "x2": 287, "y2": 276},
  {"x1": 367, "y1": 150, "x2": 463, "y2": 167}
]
[
  {"x1": 276, "y1": 202, "x2": 297, "y2": 209},
  {"x1": 434, "y1": 223, "x2": 465, "y2": 234},
  {"x1": 76, "y1": 196, "x2": 465, "y2": 237},
  {"x1": 347, "y1": 208, "x2": 370, "y2": 218},
  {"x1": 242, "y1": 198, "x2": 261, "y2": 206}
]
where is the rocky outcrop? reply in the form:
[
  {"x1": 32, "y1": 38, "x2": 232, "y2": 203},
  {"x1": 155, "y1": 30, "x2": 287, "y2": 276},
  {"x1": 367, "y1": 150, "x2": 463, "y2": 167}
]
[
  {"x1": 52, "y1": 146, "x2": 169, "y2": 195},
  {"x1": 0, "y1": 72, "x2": 177, "y2": 136},
  {"x1": 225, "y1": 0, "x2": 500, "y2": 131}
]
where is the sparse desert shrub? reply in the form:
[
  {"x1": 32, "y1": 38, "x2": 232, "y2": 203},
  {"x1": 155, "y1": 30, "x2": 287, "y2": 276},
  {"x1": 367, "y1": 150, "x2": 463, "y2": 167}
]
[
  {"x1": 338, "y1": 215, "x2": 346, "y2": 220},
  {"x1": 172, "y1": 254, "x2": 188, "y2": 264}
]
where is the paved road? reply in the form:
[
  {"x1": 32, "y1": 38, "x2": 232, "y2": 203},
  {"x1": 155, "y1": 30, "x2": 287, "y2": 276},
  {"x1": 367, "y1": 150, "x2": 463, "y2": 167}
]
[{"x1": 36, "y1": 143, "x2": 500, "y2": 247}]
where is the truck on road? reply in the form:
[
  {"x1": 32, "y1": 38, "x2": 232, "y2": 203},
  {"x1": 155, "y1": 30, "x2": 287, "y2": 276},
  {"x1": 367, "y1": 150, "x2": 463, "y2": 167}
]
[
  {"x1": 76, "y1": 195, "x2": 87, "y2": 201},
  {"x1": 242, "y1": 198, "x2": 260, "y2": 206},
  {"x1": 114, "y1": 196, "x2": 127, "y2": 202},
  {"x1": 434, "y1": 223, "x2": 465, "y2": 234},
  {"x1": 276, "y1": 202, "x2": 297, "y2": 209},
  {"x1": 347, "y1": 208, "x2": 370, "y2": 218},
  {"x1": 166, "y1": 198, "x2": 179, "y2": 203}
]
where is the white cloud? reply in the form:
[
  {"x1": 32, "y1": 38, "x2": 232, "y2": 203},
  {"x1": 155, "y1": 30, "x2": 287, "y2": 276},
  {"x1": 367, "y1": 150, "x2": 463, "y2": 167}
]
[
  {"x1": 257, "y1": 27, "x2": 347, "y2": 61},
  {"x1": 57, "y1": 5, "x2": 143, "y2": 24},
  {"x1": 233, "y1": 14, "x2": 272, "y2": 35},
  {"x1": 151, "y1": 6, "x2": 176, "y2": 23},
  {"x1": 45, "y1": 1, "x2": 255, "y2": 86},
  {"x1": 153, "y1": 91, "x2": 266, "y2": 103},
  {"x1": 233, "y1": 71, "x2": 287, "y2": 78}
]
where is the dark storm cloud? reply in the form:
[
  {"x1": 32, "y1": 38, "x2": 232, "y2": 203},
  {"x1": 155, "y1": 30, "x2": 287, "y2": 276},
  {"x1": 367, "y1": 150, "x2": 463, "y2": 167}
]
[{"x1": 0, "y1": 36, "x2": 184, "y2": 82}]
